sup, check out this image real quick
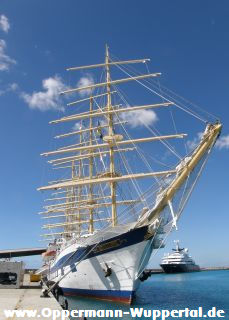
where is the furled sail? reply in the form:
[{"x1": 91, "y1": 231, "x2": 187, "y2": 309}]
[{"x1": 38, "y1": 46, "x2": 222, "y2": 241}]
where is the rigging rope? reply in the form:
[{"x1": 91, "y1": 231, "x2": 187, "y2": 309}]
[{"x1": 110, "y1": 52, "x2": 218, "y2": 123}]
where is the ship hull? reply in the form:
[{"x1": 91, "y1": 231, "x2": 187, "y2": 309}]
[
  {"x1": 47, "y1": 226, "x2": 155, "y2": 304},
  {"x1": 160, "y1": 263, "x2": 200, "y2": 273},
  {"x1": 63, "y1": 287, "x2": 134, "y2": 304}
]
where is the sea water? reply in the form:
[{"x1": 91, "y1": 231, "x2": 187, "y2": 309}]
[{"x1": 66, "y1": 270, "x2": 229, "y2": 319}]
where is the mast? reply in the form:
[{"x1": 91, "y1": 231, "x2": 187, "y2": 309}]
[
  {"x1": 39, "y1": 49, "x2": 209, "y2": 238},
  {"x1": 89, "y1": 96, "x2": 94, "y2": 233},
  {"x1": 77, "y1": 128, "x2": 83, "y2": 236},
  {"x1": 71, "y1": 162, "x2": 78, "y2": 235},
  {"x1": 63, "y1": 162, "x2": 76, "y2": 237},
  {"x1": 105, "y1": 45, "x2": 117, "y2": 227}
]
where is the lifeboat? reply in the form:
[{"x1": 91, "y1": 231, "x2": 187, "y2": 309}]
[{"x1": 42, "y1": 250, "x2": 56, "y2": 258}]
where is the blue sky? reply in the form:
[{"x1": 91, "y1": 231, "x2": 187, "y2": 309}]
[{"x1": 0, "y1": 0, "x2": 228, "y2": 268}]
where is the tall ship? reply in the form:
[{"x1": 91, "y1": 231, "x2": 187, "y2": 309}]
[
  {"x1": 38, "y1": 46, "x2": 221, "y2": 303},
  {"x1": 160, "y1": 240, "x2": 200, "y2": 273}
]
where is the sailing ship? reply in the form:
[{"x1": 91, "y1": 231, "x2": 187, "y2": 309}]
[
  {"x1": 160, "y1": 240, "x2": 200, "y2": 273},
  {"x1": 38, "y1": 46, "x2": 222, "y2": 303}
]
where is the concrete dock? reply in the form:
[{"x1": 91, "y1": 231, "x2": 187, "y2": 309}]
[{"x1": 0, "y1": 274, "x2": 69, "y2": 319}]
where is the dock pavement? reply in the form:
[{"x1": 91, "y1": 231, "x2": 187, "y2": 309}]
[{"x1": 0, "y1": 274, "x2": 70, "y2": 319}]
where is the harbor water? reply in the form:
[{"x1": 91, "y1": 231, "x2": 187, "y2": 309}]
[{"x1": 66, "y1": 270, "x2": 229, "y2": 319}]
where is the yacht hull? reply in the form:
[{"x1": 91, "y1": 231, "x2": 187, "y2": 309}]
[{"x1": 160, "y1": 263, "x2": 200, "y2": 273}]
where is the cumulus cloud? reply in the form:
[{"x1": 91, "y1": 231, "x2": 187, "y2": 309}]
[
  {"x1": 0, "y1": 39, "x2": 16, "y2": 71},
  {"x1": 9, "y1": 82, "x2": 18, "y2": 91},
  {"x1": 215, "y1": 134, "x2": 229, "y2": 150},
  {"x1": 21, "y1": 76, "x2": 66, "y2": 111},
  {"x1": 0, "y1": 82, "x2": 19, "y2": 96},
  {"x1": 120, "y1": 109, "x2": 158, "y2": 128},
  {"x1": 186, "y1": 132, "x2": 203, "y2": 151},
  {"x1": 187, "y1": 132, "x2": 229, "y2": 151},
  {"x1": 0, "y1": 15, "x2": 10, "y2": 33},
  {"x1": 77, "y1": 74, "x2": 94, "y2": 97},
  {"x1": 72, "y1": 122, "x2": 82, "y2": 131}
]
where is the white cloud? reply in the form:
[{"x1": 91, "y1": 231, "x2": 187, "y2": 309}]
[
  {"x1": 21, "y1": 76, "x2": 66, "y2": 111},
  {"x1": 0, "y1": 39, "x2": 16, "y2": 71},
  {"x1": 0, "y1": 15, "x2": 10, "y2": 33},
  {"x1": 187, "y1": 132, "x2": 229, "y2": 151},
  {"x1": 186, "y1": 132, "x2": 203, "y2": 151},
  {"x1": 215, "y1": 134, "x2": 229, "y2": 150},
  {"x1": 0, "y1": 82, "x2": 18, "y2": 96},
  {"x1": 120, "y1": 109, "x2": 158, "y2": 128},
  {"x1": 9, "y1": 82, "x2": 18, "y2": 91},
  {"x1": 77, "y1": 74, "x2": 94, "y2": 97},
  {"x1": 72, "y1": 122, "x2": 82, "y2": 131}
]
